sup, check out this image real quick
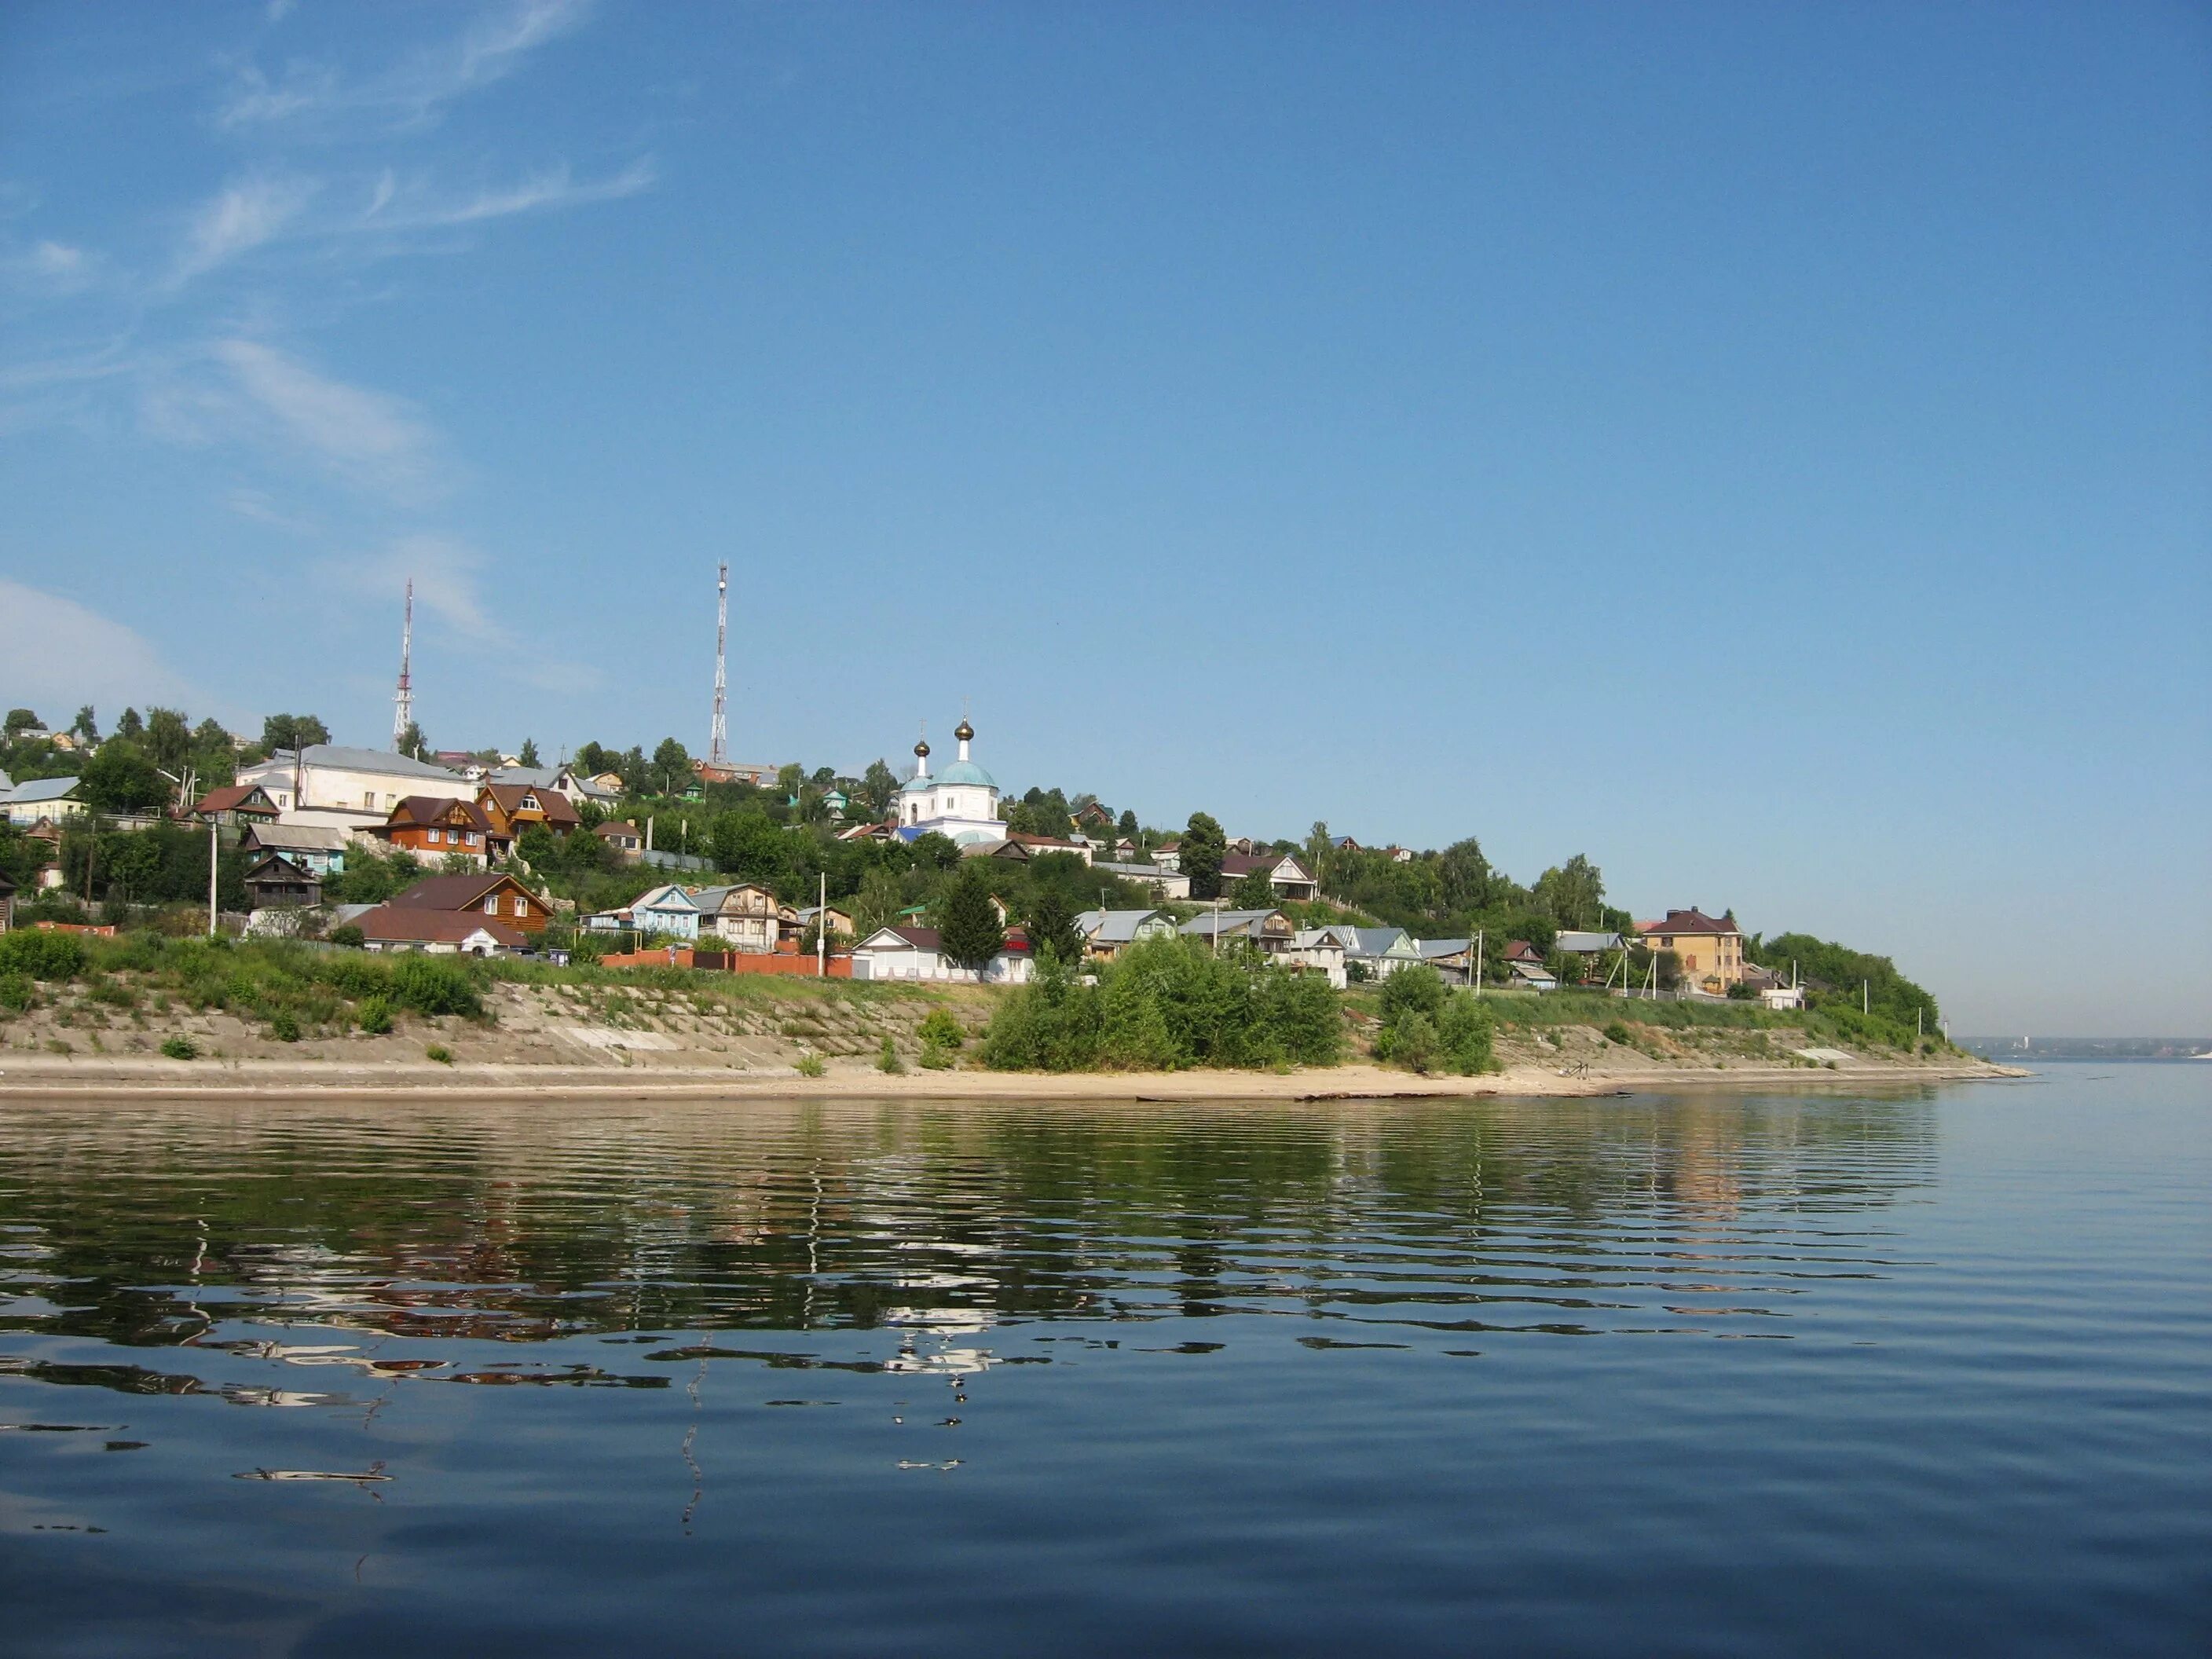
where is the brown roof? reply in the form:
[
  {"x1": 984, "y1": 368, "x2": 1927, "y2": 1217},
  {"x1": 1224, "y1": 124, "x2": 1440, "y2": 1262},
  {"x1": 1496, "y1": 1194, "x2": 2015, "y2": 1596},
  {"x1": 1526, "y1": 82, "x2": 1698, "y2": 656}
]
[
  {"x1": 356, "y1": 906, "x2": 528, "y2": 947},
  {"x1": 384, "y1": 797, "x2": 493, "y2": 833},
  {"x1": 1221, "y1": 851, "x2": 1306, "y2": 878},
  {"x1": 595, "y1": 819, "x2": 641, "y2": 840},
  {"x1": 1503, "y1": 939, "x2": 1544, "y2": 962},
  {"x1": 389, "y1": 872, "x2": 543, "y2": 912},
  {"x1": 192, "y1": 784, "x2": 278, "y2": 818},
  {"x1": 479, "y1": 782, "x2": 580, "y2": 826},
  {"x1": 1005, "y1": 831, "x2": 1083, "y2": 850},
  {"x1": 1638, "y1": 909, "x2": 1738, "y2": 937}
]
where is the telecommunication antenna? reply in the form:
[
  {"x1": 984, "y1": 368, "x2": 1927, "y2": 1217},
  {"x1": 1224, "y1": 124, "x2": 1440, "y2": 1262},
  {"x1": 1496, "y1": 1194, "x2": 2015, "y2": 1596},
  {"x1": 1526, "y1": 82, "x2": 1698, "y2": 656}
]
[
  {"x1": 391, "y1": 577, "x2": 415, "y2": 753},
  {"x1": 709, "y1": 562, "x2": 729, "y2": 767}
]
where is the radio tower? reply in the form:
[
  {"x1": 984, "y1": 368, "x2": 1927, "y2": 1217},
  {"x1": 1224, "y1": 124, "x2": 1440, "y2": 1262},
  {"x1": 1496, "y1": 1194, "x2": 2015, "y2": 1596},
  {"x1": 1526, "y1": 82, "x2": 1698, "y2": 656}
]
[
  {"x1": 391, "y1": 577, "x2": 415, "y2": 753},
  {"x1": 709, "y1": 561, "x2": 730, "y2": 767}
]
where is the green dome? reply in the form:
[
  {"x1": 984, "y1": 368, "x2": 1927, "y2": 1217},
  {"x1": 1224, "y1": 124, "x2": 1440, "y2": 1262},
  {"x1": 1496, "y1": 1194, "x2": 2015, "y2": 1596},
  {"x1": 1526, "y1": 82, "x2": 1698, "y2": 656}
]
[{"x1": 933, "y1": 760, "x2": 998, "y2": 789}]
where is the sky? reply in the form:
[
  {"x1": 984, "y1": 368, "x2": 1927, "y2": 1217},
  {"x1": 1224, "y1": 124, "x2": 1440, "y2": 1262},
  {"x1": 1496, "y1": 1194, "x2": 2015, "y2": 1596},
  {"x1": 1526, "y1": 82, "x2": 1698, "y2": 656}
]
[{"x1": 2, "y1": 1, "x2": 2207, "y2": 1035}]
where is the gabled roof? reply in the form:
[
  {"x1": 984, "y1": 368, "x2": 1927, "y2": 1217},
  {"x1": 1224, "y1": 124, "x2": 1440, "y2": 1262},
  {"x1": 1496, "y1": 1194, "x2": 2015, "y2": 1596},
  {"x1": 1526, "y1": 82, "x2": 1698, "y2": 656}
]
[
  {"x1": 357, "y1": 906, "x2": 528, "y2": 947},
  {"x1": 488, "y1": 765, "x2": 563, "y2": 789},
  {"x1": 242, "y1": 851, "x2": 317, "y2": 884},
  {"x1": 384, "y1": 796, "x2": 493, "y2": 833},
  {"x1": 631, "y1": 883, "x2": 702, "y2": 912},
  {"x1": 1339, "y1": 927, "x2": 1418, "y2": 959},
  {"x1": 1177, "y1": 909, "x2": 1287, "y2": 938},
  {"x1": 6, "y1": 775, "x2": 82, "y2": 804},
  {"x1": 242, "y1": 823, "x2": 347, "y2": 853},
  {"x1": 1076, "y1": 908, "x2": 1168, "y2": 944},
  {"x1": 389, "y1": 872, "x2": 540, "y2": 911},
  {"x1": 1503, "y1": 940, "x2": 1544, "y2": 962},
  {"x1": 1221, "y1": 851, "x2": 1312, "y2": 880},
  {"x1": 859, "y1": 925, "x2": 941, "y2": 950},
  {"x1": 271, "y1": 745, "x2": 468, "y2": 782},
  {"x1": 192, "y1": 784, "x2": 278, "y2": 818},
  {"x1": 1638, "y1": 909, "x2": 1738, "y2": 937},
  {"x1": 1416, "y1": 938, "x2": 1471, "y2": 958},
  {"x1": 0, "y1": 769, "x2": 13, "y2": 793},
  {"x1": 594, "y1": 819, "x2": 642, "y2": 840},
  {"x1": 1554, "y1": 930, "x2": 1624, "y2": 953},
  {"x1": 479, "y1": 782, "x2": 580, "y2": 825}
]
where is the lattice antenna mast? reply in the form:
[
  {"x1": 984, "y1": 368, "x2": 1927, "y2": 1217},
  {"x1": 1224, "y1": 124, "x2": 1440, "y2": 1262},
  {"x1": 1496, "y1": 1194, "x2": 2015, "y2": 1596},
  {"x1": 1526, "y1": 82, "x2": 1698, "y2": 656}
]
[
  {"x1": 709, "y1": 561, "x2": 730, "y2": 767},
  {"x1": 391, "y1": 577, "x2": 415, "y2": 753}
]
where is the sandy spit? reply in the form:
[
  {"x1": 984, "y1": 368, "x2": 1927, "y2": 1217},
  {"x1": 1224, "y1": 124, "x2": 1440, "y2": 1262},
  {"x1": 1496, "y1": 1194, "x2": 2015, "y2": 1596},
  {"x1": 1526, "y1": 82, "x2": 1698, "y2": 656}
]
[{"x1": 0, "y1": 1054, "x2": 2026, "y2": 1104}]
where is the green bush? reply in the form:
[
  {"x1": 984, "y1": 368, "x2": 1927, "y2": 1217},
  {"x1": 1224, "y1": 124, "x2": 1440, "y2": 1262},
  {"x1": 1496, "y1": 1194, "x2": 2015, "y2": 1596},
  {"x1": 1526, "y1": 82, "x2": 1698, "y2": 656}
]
[
  {"x1": 159, "y1": 1035, "x2": 198, "y2": 1060},
  {"x1": 269, "y1": 1011, "x2": 301, "y2": 1043},
  {"x1": 919, "y1": 1038, "x2": 954, "y2": 1070},
  {"x1": 0, "y1": 972, "x2": 34, "y2": 1013},
  {"x1": 425, "y1": 1043, "x2": 453, "y2": 1064},
  {"x1": 388, "y1": 955, "x2": 482, "y2": 1017},
  {"x1": 355, "y1": 997, "x2": 394, "y2": 1035},
  {"x1": 1374, "y1": 965, "x2": 1492, "y2": 1074},
  {"x1": 917, "y1": 1006, "x2": 965, "y2": 1051},
  {"x1": 328, "y1": 924, "x2": 365, "y2": 949},
  {"x1": 1388, "y1": 1010, "x2": 1441, "y2": 1073},
  {"x1": 877, "y1": 1035, "x2": 904, "y2": 1075},
  {"x1": 795, "y1": 1053, "x2": 826, "y2": 1078},
  {"x1": 1602, "y1": 1021, "x2": 1633, "y2": 1046},
  {"x1": 0, "y1": 928, "x2": 86, "y2": 981}
]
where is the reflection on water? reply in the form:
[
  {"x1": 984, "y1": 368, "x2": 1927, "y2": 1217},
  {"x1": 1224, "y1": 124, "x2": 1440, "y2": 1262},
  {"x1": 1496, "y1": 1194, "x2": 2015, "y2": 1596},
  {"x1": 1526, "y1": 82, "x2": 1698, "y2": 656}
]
[{"x1": 1, "y1": 1079, "x2": 2206, "y2": 1657}]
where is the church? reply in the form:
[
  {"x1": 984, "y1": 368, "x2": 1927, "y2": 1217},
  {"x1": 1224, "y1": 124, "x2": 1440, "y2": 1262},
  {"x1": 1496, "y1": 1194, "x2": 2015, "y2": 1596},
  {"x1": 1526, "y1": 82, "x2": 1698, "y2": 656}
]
[{"x1": 895, "y1": 718, "x2": 1005, "y2": 846}]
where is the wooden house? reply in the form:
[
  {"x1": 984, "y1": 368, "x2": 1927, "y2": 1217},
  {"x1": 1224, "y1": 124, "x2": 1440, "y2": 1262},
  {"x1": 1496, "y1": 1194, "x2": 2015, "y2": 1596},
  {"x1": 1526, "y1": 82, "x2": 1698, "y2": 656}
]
[
  {"x1": 477, "y1": 782, "x2": 581, "y2": 855},
  {"x1": 387, "y1": 871, "x2": 550, "y2": 935},
  {"x1": 189, "y1": 784, "x2": 281, "y2": 828},
  {"x1": 377, "y1": 796, "x2": 495, "y2": 863},
  {"x1": 242, "y1": 851, "x2": 320, "y2": 910},
  {"x1": 692, "y1": 883, "x2": 784, "y2": 953}
]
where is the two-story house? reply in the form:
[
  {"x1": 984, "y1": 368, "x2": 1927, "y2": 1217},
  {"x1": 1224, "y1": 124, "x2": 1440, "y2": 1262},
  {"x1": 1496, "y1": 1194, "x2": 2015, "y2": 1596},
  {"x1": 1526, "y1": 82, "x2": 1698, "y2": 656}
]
[{"x1": 1635, "y1": 909, "x2": 1745, "y2": 993}]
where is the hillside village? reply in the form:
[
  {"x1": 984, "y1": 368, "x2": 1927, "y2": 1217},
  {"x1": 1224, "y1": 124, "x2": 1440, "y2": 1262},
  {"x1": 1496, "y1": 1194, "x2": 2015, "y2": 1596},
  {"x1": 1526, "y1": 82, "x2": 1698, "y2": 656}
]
[{"x1": 0, "y1": 691, "x2": 1940, "y2": 1045}]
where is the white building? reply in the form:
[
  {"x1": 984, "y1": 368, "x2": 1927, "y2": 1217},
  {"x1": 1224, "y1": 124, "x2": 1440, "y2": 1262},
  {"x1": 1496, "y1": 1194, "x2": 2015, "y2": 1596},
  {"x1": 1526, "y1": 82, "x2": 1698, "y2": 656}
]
[
  {"x1": 236, "y1": 745, "x2": 475, "y2": 836},
  {"x1": 895, "y1": 718, "x2": 1005, "y2": 847},
  {"x1": 850, "y1": 925, "x2": 1035, "y2": 984}
]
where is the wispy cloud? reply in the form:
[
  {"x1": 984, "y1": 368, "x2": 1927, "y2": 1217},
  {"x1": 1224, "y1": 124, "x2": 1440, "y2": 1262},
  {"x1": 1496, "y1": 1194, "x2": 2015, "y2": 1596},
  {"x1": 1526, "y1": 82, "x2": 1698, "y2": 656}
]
[
  {"x1": 361, "y1": 156, "x2": 657, "y2": 229},
  {"x1": 0, "y1": 580, "x2": 207, "y2": 714},
  {"x1": 171, "y1": 173, "x2": 318, "y2": 284},
  {"x1": 330, "y1": 534, "x2": 506, "y2": 644},
  {"x1": 216, "y1": 0, "x2": 593, "y2": 134},
  {"x1": 209, "y1": 337, "x2": 447, "y2": 501},
  {"x1": 225, "y1": 486, "x2": 320, "y2": 533},
  {"x1": 2, "y1": 240, "x2": 100, "y2": 296}
]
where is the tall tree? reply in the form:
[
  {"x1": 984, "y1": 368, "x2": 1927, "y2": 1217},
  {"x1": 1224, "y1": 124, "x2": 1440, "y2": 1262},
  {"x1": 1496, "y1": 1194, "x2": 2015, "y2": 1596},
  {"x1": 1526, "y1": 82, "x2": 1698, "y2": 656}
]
[
  {"x1": 937, "y1": 866, "x2": 1005, "y2": 969},
  {"x1": 262, "y1": 713, "x2": 330, "y2": 754},
  {"x1": 1533, "y1": 854, "x2": 1605, "y2": 931},
  {"x1": 1026, "y1": 888, "x2": 1084, "y2": 965},
  {"x1": 113, "y1": 708, "x2": 144, "y2": 740},
  {"x1": 397, "y1": 721, "x2": 429, "y2": 760},
  {"x1": 1437, "y1": 837, "x2": 1495, "y2": 914},
  {"x1": 2, "y1": 709, "x2": 39, "y2": 737},
  {"x1": 70, "y1": 706, "x2": 97, "y2": 742},
  {"x1": 77, "y1": 742, "x2": 168, "y2": 814},
  {"x1": 1230, "y1": 865, "x2": 1277, "y2": 909},
  {"x1": 650, "y1": 738, "x2": 692, "y2": 794},
  {"x1": 145, "y1": 707, "x2": 190, "y2": 773},
  {"x1": 857, "y1": 759, "x2": 899, "y2": 819},
  {"x1": 1181, "y1": 811, "x2": 1227, "y2": 900},
  {"x1": 1117, "y1": 808, "x2": 1138, "y2": 839},
  {"x1": 712, "y1": 811, "x2": 787, "y2": 884},
  {"x1": 518, "y1": 738, "x2": 541, "y2": 768}
]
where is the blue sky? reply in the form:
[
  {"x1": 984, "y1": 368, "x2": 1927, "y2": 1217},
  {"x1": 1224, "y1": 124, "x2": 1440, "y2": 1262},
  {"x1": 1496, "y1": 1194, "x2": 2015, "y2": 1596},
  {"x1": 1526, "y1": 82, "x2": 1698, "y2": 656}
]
[{"x1": 2, "y1": 1, "x2": 2207, "y2": 1034}]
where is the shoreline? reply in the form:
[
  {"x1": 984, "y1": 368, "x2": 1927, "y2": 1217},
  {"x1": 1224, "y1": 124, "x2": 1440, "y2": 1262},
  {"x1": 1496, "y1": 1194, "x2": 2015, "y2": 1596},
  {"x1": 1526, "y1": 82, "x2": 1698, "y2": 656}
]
[{"x1": 0, "y1": 1054, "x2": 2027, "y2": 1104}]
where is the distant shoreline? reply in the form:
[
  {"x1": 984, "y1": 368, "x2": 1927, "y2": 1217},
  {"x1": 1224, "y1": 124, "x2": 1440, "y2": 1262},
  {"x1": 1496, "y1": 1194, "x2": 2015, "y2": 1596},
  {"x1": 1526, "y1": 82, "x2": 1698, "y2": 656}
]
[{"x1": 0, "y1": 1053, "x2": 2025, "y2": 1104}]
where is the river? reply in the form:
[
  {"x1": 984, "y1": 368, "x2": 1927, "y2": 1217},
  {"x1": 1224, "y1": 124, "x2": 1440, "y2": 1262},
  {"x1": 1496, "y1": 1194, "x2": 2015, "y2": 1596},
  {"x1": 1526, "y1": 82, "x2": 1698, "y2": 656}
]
[{"x1": 2, "y1": 1064, "x2": 2205, "y2": 1655}]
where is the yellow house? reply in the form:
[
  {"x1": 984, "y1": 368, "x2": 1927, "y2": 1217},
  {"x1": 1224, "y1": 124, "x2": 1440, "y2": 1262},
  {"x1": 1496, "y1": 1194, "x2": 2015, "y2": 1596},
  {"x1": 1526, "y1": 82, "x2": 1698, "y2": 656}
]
[{"x1": 1636, "y1": 909, "x2": 1746, "y2": 993}]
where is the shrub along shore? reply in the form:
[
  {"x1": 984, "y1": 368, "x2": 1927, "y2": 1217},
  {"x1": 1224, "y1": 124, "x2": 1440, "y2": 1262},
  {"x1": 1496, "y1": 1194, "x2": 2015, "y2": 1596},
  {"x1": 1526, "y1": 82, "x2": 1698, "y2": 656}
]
[{"x1": 0, "y1": 926, "x2": 1999, "y2": 1093}]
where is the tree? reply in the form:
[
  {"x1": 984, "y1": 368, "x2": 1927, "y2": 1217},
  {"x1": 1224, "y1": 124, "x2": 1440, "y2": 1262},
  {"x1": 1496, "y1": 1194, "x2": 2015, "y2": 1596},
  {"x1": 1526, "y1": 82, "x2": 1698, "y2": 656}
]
[
  {"x1": 518, "y1": 738, "x2": 541, "y2": 768},
  {"x1": 936, "y1": 866, "x2": 1005, "y2": 969},
  {"x1": 262, "y1": 713, "x2": 331, "y2": 754},
  {"x1": 910, "y1": 831, "x2": 961, "y2": 871},
  {"x1": 77, "y1": 742, "x2": 168, "y2": 814},
  {"x1": 114, "y1": 708, "x2": 144, "y2": 740},
  {"x1": 145, "y1": 708, "x2": 190, "y2": 774},
  {"x1": 650, "y1": 738, "x2": 691, "y2": 795},
  {"x1": 857, "y1": 759, "x2": 899, "y2": 819},
  {"x1": 1437, "y1": 837, "x2": 1494, "y2": 914},
  {"x1": 1181, "y1": 812, "x2": 1227, "y2": 900},
  {"x1": 1230, "y1": 865, "x2": 1277, "y2": 910},
  {"x1": 1533, "y1": 854, "x2": 1605, "y2": 931},
  {"x1": 515, "y1": 823, "x2": 563, "y2": 871},
  {"x1": 573, "y1": 740, "x2": 612, "y2": 777},
  {"x1": 1117, "y1": 808, "x2": 1138, "y2": 840},
  {"x1": 1027, "y1": 888, "x2": 1085, "y2": 965},
  {"x1": 852, "y1": 866, "x2": 906, "y2": 936},
  {"x1": 70, "y1": 707, "x2": 97, "y2": 742},
  {"x1": 712, "y1": 811, "x2": 786, "y2": 884},
  {"x1": 397, "y1": 721, "x2": 429, "y2": 759}
]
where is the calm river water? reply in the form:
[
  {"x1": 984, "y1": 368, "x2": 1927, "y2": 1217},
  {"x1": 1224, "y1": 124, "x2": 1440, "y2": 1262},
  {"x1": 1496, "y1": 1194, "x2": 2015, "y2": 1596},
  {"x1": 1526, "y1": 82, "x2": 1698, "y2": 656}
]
[{"x1": 2, "y1": 1064, "x2": 2206, "y2": 1656}]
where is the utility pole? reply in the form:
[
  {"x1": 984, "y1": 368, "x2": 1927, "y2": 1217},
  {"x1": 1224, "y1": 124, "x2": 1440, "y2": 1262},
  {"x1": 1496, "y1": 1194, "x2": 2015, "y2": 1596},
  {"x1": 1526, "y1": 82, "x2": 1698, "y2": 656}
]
[
  {"x1": 1473, "y1": 928, "x2": 1482, "y2": 997},
  {"x1": 818, "y1": 870, "x2": 827, "y2": 979},
  {"x1": 1862, "y1": 980, "x2": 1869, "y2": 1016}
]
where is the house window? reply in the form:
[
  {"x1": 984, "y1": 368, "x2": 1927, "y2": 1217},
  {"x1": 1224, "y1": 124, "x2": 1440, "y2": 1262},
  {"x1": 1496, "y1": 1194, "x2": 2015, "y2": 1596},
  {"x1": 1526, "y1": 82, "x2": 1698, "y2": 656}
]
[
  {"x1": 485, "y1": 896, "x2": 498, "y2": 914},
  {"x1": 428, "y1": 828, "x2": 442, "y2": 844},
  {"x1": 364, "y1": 793, "x2": 375, "y2": 808},
  {"x1": 514, "y1": 899, "x2": 529, "y2": 917},
  {"x1": 465, "y1": 832, "x2": 477, "y2": 845}
]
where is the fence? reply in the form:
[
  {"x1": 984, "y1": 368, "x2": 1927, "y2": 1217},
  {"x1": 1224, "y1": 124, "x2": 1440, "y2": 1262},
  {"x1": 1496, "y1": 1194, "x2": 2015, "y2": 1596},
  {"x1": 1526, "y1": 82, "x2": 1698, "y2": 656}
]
[{"x1": 596, "y1": 945, "x2": 851, "y2": 978}]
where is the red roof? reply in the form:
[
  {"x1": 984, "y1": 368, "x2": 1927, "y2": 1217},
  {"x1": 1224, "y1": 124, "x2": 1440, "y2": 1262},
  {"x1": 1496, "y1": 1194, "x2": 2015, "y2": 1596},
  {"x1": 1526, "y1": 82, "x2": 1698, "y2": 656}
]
[
  {"x1": 479, "y1": 782, "x2": 580, "y2": 826},
  {"x1": 356, "y1": 906, "x2": 527, "y2": 947},
  {"x1": 383, "y1": 797, "x2": 493, "y2": 833},
  {"x1": 389, "y1": 872, "x2": 541, "y2": 911},
  {"x1": 1503, "y1": 939, "x2": 1544, "y2": 962},
  {"x1": 1221, "y1": 851, "x2": 1306, "y2": 878},
  {"x1": 192, "y1": 784, "x2": 277, "y2": 818},
  {"x1": 1638, "y1": 909, "x2": 1738, "y2": 937}
]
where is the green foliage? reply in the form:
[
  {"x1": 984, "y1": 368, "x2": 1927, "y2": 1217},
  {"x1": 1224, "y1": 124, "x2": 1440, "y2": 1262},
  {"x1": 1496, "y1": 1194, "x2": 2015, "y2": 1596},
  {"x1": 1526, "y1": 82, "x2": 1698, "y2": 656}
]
[
  {"x1": 1181, "y1": 812, "x2": 1226, "y2": 900},
  {"x1": 388, "y1": 955, "x2": 482, "y2": 1017},
  {"x1": 355, "y1": 997, "x2": 394, "y2": 1035},
  {"x1": 1024, "y1": 887, "x2": 1084, "y2": 966},
  {"x1": 269, "y1": 1010, "x2": 301, "y2": 1042},
  {"x1": 425, "y1": 1043, "x2": 454, "y2": 1064},
  {"x1": 159, "y1": 1035, "x2": 198, "y2": 1060},
  {"x1": 1374, "y1": 964, "x2": 1492, "y2": 1074},
  {"x1": 917, "y1": 1006, "x2": 965, "y2": 1051},
  {"x1": 877, "y1": 1035, "x2": 904, "y2": 1074},
  {"x1": 518, "y1": 738, "x2": 541, "y2": 767},
  {"x1": 0, "y1": 928, "x2": 87, "y2": 980},
  {"x1": 1602, "y1": 1020, "x2": 1633, "y2": 1045},
  {"x1": 515, "y1": 823, "x2": 563, "y2": 870},
  {"x1": 936, "y1": 867, "x2": 1005, "y2": 969},
  {"x1": 1229, "y1": 865, "x2": 1277, "y2": 909},
  {"x1": 711, "y1": 811, "x2": 786, "y2": 882},
  {"x1": 262, "y1": 713, "x2": 330, "y2": 754},
  {"x1": 329, "y1": 847, "x2": 423, "y2": 906},
  {"x1": 77, "y1": 741, "x2": 170, "y2": 814},
  {"x1": 985, "y1": 936, "x2": 1341, "y2": 1073},
  {"x1": 1749, "y1": 931, "x2": 1941, "y2": 1036},
  {"x1": 0, "y1": 972, "x2": 33, "y2": 1012},
  {"x1": 795, "y1": 1052, "x2": 826, "y2": 1078},
  {"x1": 329, "y1": 924, "x2": 365, "y2": 949}
]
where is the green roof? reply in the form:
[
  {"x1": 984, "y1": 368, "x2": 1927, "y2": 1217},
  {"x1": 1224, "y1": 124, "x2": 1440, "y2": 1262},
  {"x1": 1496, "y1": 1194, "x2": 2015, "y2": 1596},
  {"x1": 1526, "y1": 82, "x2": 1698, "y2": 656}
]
[{"x1": 932, "y1": 760, "x2": 997, "y2": 789}]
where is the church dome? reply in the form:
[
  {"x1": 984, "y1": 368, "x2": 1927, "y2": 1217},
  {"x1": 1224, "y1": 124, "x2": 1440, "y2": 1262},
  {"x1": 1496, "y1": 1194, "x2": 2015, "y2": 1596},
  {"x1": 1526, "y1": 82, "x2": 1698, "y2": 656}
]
[
  {"x1": 913, "y1": 737, "x2": 931, "y2": 758},
  {"x1": 934, "y1": 760, "x2": 997, "y2": 789},
  {"x1": 954, "y1": 717, "x2": 975, "y2": 742}
]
